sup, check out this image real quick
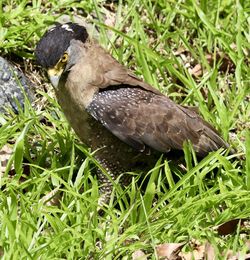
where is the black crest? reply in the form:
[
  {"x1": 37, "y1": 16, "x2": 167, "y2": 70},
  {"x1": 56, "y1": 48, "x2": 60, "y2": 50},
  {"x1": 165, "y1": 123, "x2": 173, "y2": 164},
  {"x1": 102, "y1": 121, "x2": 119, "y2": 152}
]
[{"x1": 35, "y1": 22, "x2": 88, "y2": 68}]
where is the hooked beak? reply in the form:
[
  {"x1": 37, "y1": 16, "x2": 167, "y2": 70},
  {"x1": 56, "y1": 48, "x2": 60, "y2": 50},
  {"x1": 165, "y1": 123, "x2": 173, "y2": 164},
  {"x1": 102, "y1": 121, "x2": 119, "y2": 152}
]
[{"x1": 47, "y1": 68, "x2": 63, "y2": 89}]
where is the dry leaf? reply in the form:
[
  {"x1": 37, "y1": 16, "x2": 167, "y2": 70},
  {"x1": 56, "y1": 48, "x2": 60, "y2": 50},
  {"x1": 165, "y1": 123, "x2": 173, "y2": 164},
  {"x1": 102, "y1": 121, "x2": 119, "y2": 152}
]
[
  {"x1": 226, "y1": 251, "x2": 250, "y2": 260},
  {"x1": 188, "y1": 64, "x2": 203, "y2": 77},
  {"x1": 104, "y1": 10, "x2": 116, "y2": 28},
  {"x1": 205, "y1": 242, "x2": 216, "y2": 260},
  {"x1": 156, "y1": 239, "x2": 250, "y2": 260},
  {"x1": 225, "y1": 239, "x2": 250, "y2": 260},
  {"x1": 179, "y1": 240, "x2": 215, "y2": 260},
  {"x1": 156, "y1": 242, "x2": 185, "y2": 259},
  {"x1": 174, "y1": 45, "x2": 235, "y2": 79},
  {"x1": 209, "y1": 52, "x2": 234, "y2": 73},
  {"x1": 40, "y1": 187, "x2": 61, "y2": 206},
  {"x1": 188, "y1": 244, "x2": 205, "y2": 260},
  {"x1": 0, "y1": 144, "x2": 13, "y2": 176},
  {"x1": 132, "y1": 249, "x2": 147, "y2": 260},
  {"x1": 245, "y1": 240, "x2": 250, "y2": 250},
  {"x1": 217, "y1": 219, "x2": 242, "y2": 236}
]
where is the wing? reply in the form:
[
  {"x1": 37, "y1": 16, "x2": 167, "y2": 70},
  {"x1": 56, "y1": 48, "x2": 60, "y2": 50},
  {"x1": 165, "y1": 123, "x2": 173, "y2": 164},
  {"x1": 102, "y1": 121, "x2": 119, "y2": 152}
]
[
  {"x1": 78, "y1": 42, "x2": 229, "y2": 156},
  {"x1": 86, "y1": 86, "x2": 229, "y2": 157}
]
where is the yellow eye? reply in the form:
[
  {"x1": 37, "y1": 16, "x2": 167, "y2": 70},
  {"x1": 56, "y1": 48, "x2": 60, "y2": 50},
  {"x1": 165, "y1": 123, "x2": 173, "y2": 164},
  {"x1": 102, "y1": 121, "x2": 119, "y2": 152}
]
[{"x1": 61, "y1": 53, "x2": 68, "y2": 63}]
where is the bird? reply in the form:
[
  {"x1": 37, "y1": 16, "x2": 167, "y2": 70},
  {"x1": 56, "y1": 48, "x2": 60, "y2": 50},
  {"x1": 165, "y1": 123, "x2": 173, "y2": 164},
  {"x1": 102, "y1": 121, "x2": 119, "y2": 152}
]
[{"x1": 35, "y1": 22, "x2": 230, "y2": 199}]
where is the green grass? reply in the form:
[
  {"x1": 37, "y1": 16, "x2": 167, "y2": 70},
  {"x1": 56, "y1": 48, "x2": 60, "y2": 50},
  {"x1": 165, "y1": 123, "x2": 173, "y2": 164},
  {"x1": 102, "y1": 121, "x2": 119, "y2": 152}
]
[{"x1": 0, "y1": 0, "x2": 250, "y2": 258}]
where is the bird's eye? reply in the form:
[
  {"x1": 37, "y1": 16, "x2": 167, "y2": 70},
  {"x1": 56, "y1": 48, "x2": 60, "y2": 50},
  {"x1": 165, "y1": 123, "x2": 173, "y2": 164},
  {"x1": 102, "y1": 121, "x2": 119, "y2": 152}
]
[{"x1": 61, "y1": 53, "x2": 68, "y2": 63}]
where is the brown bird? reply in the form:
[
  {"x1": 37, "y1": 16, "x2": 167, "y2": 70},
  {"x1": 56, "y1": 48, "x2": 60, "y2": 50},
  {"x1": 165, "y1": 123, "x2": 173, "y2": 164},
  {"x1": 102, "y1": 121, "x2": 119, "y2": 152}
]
[{"x1": 35, "y1": 22, "x2": 230, "y2": 198}]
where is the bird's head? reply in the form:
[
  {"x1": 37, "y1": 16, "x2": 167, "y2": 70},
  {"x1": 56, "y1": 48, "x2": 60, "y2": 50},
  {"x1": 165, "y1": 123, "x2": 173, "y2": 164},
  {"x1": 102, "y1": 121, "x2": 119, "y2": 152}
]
[{"x1": 35, "y1": 22, "x2": 88, "y2": 88}]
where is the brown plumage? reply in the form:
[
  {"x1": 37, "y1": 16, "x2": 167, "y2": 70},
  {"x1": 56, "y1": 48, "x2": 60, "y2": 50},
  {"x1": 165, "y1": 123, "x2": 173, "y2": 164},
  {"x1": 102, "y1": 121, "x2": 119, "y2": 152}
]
[{"x1": 35, "y1": 23, "x2": 230, "y2": 198}]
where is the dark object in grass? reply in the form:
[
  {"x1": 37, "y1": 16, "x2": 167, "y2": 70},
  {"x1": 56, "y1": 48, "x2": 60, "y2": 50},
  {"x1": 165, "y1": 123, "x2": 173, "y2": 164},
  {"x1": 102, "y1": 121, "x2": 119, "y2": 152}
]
[
  {"x1": 0, "y1": 56, "x2": 33, "y2": 114},
  {"x1": 35, "y1": 22, "x2": 232, "y2": 201}
]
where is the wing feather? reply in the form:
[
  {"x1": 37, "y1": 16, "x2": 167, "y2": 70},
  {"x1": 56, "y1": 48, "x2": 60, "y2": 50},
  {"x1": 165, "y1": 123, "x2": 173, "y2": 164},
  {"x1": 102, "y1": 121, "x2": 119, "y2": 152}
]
[{"x1": 86, "y1": 87, "x2": 229, "y2": 156}]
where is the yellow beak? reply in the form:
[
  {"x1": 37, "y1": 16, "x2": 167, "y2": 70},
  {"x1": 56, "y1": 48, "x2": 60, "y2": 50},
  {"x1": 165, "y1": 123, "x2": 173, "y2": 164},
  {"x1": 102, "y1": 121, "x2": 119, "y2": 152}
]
[{"x1": 47, "y1": 68, "x2": 63, "y2": 88}]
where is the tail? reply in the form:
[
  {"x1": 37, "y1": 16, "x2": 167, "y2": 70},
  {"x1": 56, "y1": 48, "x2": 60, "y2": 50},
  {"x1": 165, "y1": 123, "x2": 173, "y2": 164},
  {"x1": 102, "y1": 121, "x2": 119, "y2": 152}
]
[{"x1": 194, "y1": 119, "x2": 234, "y2": 157}]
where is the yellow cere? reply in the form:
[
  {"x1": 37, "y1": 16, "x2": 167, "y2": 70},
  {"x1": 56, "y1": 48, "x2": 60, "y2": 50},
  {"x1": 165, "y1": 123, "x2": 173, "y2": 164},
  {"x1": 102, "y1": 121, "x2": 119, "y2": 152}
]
[{"x1": 47, "y1": 52, "x2": 68, "y2": 77}]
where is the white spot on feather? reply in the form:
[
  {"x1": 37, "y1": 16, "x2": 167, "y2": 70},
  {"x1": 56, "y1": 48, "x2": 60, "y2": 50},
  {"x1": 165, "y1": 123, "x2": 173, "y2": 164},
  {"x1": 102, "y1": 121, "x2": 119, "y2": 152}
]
[
  {"x1": 61, "y1": 24, "x2": 73, "y2": 32},
  {"x1": 48, "y1": 27, "x2": 56, "y2": 32}
]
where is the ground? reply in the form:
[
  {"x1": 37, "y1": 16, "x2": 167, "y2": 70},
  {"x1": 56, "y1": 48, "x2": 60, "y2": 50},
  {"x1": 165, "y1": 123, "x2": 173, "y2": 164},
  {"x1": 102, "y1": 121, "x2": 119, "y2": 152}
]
[{"x1": 0, "y1": 0, "x2": 249, "y2": 259}]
